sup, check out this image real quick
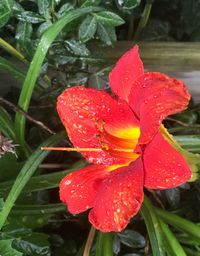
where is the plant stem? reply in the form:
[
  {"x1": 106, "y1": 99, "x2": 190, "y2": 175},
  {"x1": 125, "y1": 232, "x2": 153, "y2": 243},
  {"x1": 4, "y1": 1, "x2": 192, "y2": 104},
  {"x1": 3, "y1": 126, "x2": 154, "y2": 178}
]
[
  {"x1": 134, "y1": 1, "x2": 153, "y2": 41},
  {"x1": 95, "y1": 232, "x2": 113, "y2": 256},
  {"x1": 83, "y1": 226, "x2": 96, "y2": 256}
]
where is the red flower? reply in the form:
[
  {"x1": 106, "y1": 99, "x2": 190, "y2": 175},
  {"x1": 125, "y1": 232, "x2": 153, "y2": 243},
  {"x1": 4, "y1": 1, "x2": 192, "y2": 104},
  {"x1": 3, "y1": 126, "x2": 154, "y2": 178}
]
[{"x1": 57, "y1": 45, "x2": 192, "y2": 232}]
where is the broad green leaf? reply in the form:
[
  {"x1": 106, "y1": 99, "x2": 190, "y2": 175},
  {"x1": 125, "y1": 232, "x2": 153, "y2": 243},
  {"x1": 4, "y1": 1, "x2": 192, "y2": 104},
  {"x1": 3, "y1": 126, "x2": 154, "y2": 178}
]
[
  {"x1": 0, "y1": 0, "x2": 14, "y2": 28},
  {"x1": 16, "y1": 11, "x2": 45, "y2": 24},
  {"x1": 0, "y1": 132, "x2": 65, "y2": 229},
  {"x1": 65, "y1": 39, "x2": 90, "y2": 56},
  {"x1": 0, "y1": 239, "x2": 23, "y2": 256},
  {"x1": 0, "y1": 106, "x2": 15, "y2": 140},
  {"x1": 57, "y1": 3, "x2": 74, "y2": 18},
  {"x1": 79, "y1": 15, "x2": 97, "y2": 42},
  {"x1": 14, "y1": 6, "x2": 102, "y2": 154},
  {"x1": 117, "y1": 0, "x2": 141, "y2": 11},
  {"x1": 80, "y1": 0, "x2": 101, "y2": 7},
  {"x1": 37, "y1": 0, "x2": 50, "y2": 16},
  {"x1": 16, "y1": 21, "x2": 33, "y2": 56},
  {"x1": 118, "y1": 229, "x2": 146, "y2": 248},
  {"x1": 13, "y1": 232, "x2": 50, "y2": 256},
  {"x1": 97, "y1": 23, "x2": 116, "y2": 45},
  {"x1": 140, "y1": 197, "x2": 165, "y2": 256},
  {"x1": 37, "y1": 22, "x2": 51, "y2": 38},
  {"x1": 94, "y1": 11, "x2": 124, "y2": 26}
]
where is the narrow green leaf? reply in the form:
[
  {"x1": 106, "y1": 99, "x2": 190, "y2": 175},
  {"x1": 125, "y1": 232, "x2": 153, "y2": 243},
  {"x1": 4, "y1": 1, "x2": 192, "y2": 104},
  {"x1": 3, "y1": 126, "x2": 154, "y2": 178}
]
[
  {"x1": 0, "y1": 0, "x2": 14, "y2": 28},
  {"x1": 79, "y1": 15, "x2": 97, "y2": 42},
  {"x1": 0, "y1": 132, "x2": 65, "y2": 230},
  {"x1": 117, "y1": 0, "x2": 141, "y2": 11},
  {"x1": 94, "y1": 11, "x2": 124, "y2": 26},
  {"x1": 0, "y1": 106, "x2": 15, "y2": 140},
  {"x1": 0, "y1": 56, "x2": 26, "y2": 83},
  {"x1": 140, "y1": 197, "x2": 165, "y2": 256},
  {"x1": 10, "y1": 203, "x2": 66, "y2": 215},
  {"x1": 95, "y1": 232, "x2": 113, "y2": 256},
  {"x1": 155, "y1": 207, "x2": 200, "y2": 243},
  {"x1": 0, "y1": 160, "x2": 86, "y2": 196},
  {"x1": 14, "y1": 6, "x2": 102, "y2": 153},
  {"x1": 160, "y1": 220, "x2": 187, "y2": 256}
]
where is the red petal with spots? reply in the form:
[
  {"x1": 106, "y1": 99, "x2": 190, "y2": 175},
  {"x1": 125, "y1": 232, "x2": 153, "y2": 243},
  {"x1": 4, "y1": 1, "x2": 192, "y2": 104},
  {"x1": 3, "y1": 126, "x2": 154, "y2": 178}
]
[
  {"x1": 59, "y1": 164, "x2": 110, "y2": 214},
  {"x1": 143, "y1": 133, "x2": 192, "y2": 189},
  {"x1": 109, "y1": 45, "x2": 144, "y2": 102},
  {"x1": 89, "y1": 159, "x2": 144, "y2": 232},
  {"x1": 57, "y1": 86, "x2": 139, "y2": 165},
  {"x1": 129, "y1": 72, "x2": 191, "y2": 144}
]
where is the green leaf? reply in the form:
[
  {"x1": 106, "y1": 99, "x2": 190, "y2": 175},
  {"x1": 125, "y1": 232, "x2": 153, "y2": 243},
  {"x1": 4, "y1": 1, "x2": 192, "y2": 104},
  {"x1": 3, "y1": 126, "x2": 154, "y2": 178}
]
[
  {"x1": 140, "y1": 197, "x2": 165, "y2": 256},
  {"x1": 0, "y1": 154, "x2": 23, "y2": 182},
  {"x1": 37, "y1": 22, "x2": 51, "y2": 38},
  {"x1": 80, "y1": 0, "x2": 101, "y2": 7},
  {"x1": 0, "y1": 106, "x2": 15, "y2": 140},
  {"x1": 0, "y1": 239, "x2": 23, "y2": 256},
  {"x1": 94, "y1": 11, "x2": 124, "y2": 26},
  {"x1": 37, "y1": 0, "x2": 50, "y2": 16},
  {"x1": 97, "y1": 23, "x2": 116, "y2": 45},
  {"x1": 65, "y1": 39, "x2": 90, "y2": 56},
  {"x1": 16, "y1": 11, "x2": 45, "y2": 24},
  {"x1": 15, "y1": 21, "x2": 33, "y2": 56},
  {"x1": 0, "y1": 161, "x2": 86, "y2": 196},
  {"x1": 79, "y1": 15, "x2": 97, "y2": 42},
  {"x1": 155, "y1": 207, "x2": 200, "y2": 243},
  {"x1": 95, "y1": 232, "x2": 113, "y2": 256},
  {"x1": 56, "y1": 3, "x2": 74, "y2": 18},
  {"x1": 13, "y1": 232, "x2": 50, "y2": 256},
  {"x1": 117, "y1": 0, "x2": 141, "y2": 11},
  {"x1": 118, "y1": 229, "x2": 146, "y2": 248},
  {"x1": 0, "y1": 0, "x2": 14, "y2": 28},
  {"x1": 159, "y1": 220, "x2": 187, "y2": 256},
  {"x1": 14, "y1": 6, "x2": 102, "y2": 154},
  {"x1": 0, "y1": 132, "x2": 65, "y2": 229}
]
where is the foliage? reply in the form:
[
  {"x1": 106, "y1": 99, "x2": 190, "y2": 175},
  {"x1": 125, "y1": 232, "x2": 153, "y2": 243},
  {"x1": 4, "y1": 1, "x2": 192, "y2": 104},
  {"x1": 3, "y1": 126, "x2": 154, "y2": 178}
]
[{"x1": 0, "y1": 0, "x2": 199, "y2": 255}]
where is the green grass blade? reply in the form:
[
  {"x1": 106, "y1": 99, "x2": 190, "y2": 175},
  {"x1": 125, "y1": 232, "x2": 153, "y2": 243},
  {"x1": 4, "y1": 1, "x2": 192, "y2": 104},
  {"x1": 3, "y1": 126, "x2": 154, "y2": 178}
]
[
  {"x1": 10, "y1": 203, "x2": 66, "y2": 215},
  {"x1": 0, "y1": 106, "x2": 15, "y2": 140},
  {"x1": 155, "y1": 207, "x2": 200, "y2": 242},
  {"x1": 95, "y1": 232, "x2": 113, "y2": 256},
  {"x1": 0, "y1": 132, "x2": 65, "y2": 230},
  {"x1": 14, "y1": 6, "x2": 102, "y2": 152},
  {"x1": 160, "y1": 220, "x2": 187, "y2": 256},
  {"x1": 140, "y1": 197, "x2": 165, "y2": 256},
  {"x1": 0, "y1": 56, "x2": 26, "y2": 82},
  {"x1": 0, "y1": 160, "x2": 86, "y2": 196}
]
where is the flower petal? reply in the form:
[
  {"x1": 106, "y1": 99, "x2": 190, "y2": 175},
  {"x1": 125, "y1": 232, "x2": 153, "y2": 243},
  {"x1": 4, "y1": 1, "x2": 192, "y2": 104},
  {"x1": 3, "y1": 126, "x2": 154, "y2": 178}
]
[
  {"x1": 109, "y1": 45, "x2": 144, "y2": 102},
  {"x1": 59, "y1": 164, "x2": 111, "y2": 214},
  {"x1": 57, "y1": 86, "x2": 139, "y2": 165},
  {"x1": 143, "y1": 133, "x2": 192, "y2": 189},
  {"x1": 129, "y1": 72, "x2": 191, "y2": 144},
  {"x1": 89, "y1": 159, "x2": 144, "y2": 232}
]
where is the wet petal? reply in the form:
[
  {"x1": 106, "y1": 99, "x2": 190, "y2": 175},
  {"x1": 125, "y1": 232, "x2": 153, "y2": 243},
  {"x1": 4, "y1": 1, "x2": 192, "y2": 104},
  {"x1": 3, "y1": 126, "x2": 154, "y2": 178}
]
[
  {"x1": 109, "y1": 45, "x2": 144, "y2": 102},
  {"x1": 57, "y1": 86, "x2": 139, "y2": 165},
  {"x1": 129, "y1": 72, "x2": 191, "y2": 144},
  {"x1": 59, "y1": 164, "x2": 111, "y2": 214},
  {"x1": 89, "y1": 159, "x2": 144, "y2": 232},
  {"x1": 143, "y1": 133, "x2": 192, "y2": 189}
]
